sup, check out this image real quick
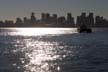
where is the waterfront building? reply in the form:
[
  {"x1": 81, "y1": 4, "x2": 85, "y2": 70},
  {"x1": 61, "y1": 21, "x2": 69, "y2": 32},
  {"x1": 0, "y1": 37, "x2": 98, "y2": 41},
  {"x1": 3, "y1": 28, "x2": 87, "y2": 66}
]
[
  {"x1": 41, "y1": 13, "x2": 46, "y2": 24},
  {"x1": 51, "y1": 14, "x2": 58, "y2": 24},
  {"x1": 46, "y1": 13, "x2": 50, "y2": 24},
  {"x1": 67, "y1": 13, "x2": 75, "y2": 27},
  {"x1": 87, "y1": 13, "x2": 94, "y2": 27},
  {"x1": 23, "y1": 17, "x2": 30, "y2": 26},
  {"x1": 76, "y1": 12, "x2": 87, "y2": 27},
  {"x1": 58, "y1": 16, "x2": 66, "y2": 26},
  {"x1": 30, "y1": 12, "x2": 36, "y2": 25},
  {"x1": 16, "y1": 18, "x2": 23, "y2": 27}
]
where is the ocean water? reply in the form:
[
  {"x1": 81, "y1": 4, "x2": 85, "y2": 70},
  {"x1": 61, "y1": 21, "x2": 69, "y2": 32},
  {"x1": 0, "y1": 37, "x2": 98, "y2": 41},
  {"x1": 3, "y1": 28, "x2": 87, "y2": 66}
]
[{"x1": 0, "y1": 28, "x2": 108, "y2": 72}]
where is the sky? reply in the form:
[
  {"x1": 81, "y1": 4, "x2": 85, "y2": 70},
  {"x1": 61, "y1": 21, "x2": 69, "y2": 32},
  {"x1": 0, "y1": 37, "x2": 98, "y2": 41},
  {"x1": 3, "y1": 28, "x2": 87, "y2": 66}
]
[{"x1": 0, "y1": 0, "x2": 108, "y2": 21}]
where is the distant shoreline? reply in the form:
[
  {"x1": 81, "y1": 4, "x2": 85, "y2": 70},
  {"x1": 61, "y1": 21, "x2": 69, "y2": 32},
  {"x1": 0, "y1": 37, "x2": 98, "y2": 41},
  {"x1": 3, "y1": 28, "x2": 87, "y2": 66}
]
[{"x1": 0, "y1": 27, "x2": 108, "y2": 28}]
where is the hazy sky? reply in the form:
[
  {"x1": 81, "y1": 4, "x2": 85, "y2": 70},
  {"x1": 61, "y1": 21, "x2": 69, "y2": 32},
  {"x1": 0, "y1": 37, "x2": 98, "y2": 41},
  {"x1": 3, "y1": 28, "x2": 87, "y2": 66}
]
[{"x1": 0, "y1": 0, "x2": 108, "y2": 21}]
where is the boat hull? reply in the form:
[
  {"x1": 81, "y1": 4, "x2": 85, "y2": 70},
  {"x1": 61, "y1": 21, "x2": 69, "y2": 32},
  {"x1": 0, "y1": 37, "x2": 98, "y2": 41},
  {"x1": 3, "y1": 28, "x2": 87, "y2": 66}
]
[{"x1": 78, "y1": 28, "x2": 92, "y2": 33}]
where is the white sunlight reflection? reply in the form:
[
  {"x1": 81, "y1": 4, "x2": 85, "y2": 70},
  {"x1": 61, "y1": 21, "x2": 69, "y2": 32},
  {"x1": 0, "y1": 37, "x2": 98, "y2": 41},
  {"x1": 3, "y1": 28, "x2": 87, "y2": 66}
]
[
  {"x1": 9, "y1": 28, "x2": 77, "y2": 36},
  {"x1": 8, "y1": 28, "x2": 77, "y2": 72},
  {"x1": 23, "y1": 40, "x2": 60, "y2": 72}
]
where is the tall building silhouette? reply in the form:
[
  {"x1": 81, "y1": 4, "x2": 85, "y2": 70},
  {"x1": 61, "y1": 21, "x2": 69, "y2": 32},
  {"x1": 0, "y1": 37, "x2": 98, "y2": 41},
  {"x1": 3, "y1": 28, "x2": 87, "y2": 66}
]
[
  {"x1": 41, "y1": 13, "x2": 46, "y2": 24},
  {"x1": 87, "y1": 13, "x2": 94, "y2": 27},
  {"x1": 58, "y1": 16, "x2": 66, "y2": 26},
  {"x1": 30, "y1": 12, "x2": 36, "y2": 25},
  {"x1": 51, "y1": 14, "x2": 58, "y2": 24},
  {"x1": 24, "y1": 17, "x2": 28, "y2": 24},
  {"x1": 76, "y1": 12, "x2": 86, "y2": 27},
  {"x1": 46, "y1": 13, "x2": 50, "y2": 24},
  {"x1": 76, "y1": 12, "x2": 94, "y2": 28},
  {"x1": 81, "y1": 12, "x2": 87, "y2": 26},
  {"x1": 16, "y1": 18, "x2": 23, "y2": 27},
  {"x1": 95, "y1": 16, "x2": 108, "y2": 27},
  {"x1": 23, "y1": 17, "x2": 30, "y2": 26},
  {"x1": 76, "y1": 16, "x2": 81, "y2": 27},
  {"x1": 67, "y1": 13, "x2": 75, "y2": 27}
]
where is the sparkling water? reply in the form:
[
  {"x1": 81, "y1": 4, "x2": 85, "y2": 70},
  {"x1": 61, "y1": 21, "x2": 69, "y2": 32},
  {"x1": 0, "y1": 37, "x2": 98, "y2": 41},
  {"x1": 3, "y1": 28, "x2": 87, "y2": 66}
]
[{"x1": 0, "y1": 28, "x2": 108, "y2": 72}]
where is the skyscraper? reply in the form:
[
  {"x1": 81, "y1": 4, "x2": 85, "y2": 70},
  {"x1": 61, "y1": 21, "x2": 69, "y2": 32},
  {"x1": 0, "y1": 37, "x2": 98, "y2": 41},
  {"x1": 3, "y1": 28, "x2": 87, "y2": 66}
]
[
  {"x1": 87, "y1": 13, "x2": 94, "y2": 27},
  {"x1": 16, "y1": 18, "x2": 23, "y2": 27},
  {"x1": 30, "y1": 12, "x2": 36, "y2": 25},
  {"x1": 52, "y1": 14, "x2": 57, "y2": 24},
  {"x1": 67, "y1": 13, "x2": 75, "y2": 27},
  {"x1": 76, "y1": 12, "x2": 87, "y2": 27},
  {"x1": 46, "y1": 13, "x2": 50, "y2": 24},
  {"x1": 41, "y1": 13, "x2": 46, "y2": 24}
]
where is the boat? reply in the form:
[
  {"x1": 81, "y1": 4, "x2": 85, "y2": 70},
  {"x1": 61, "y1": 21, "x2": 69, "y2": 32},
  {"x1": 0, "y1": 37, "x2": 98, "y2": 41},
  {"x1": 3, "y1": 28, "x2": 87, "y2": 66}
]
[{"x1": 77, "y1": 24, "x2": 92, "y2": 33}]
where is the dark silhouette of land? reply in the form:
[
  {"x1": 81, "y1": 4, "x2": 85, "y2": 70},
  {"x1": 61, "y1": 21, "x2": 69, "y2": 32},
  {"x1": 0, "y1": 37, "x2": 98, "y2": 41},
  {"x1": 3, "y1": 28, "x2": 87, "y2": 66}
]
[{"x1": 0, "y1": 12, "x2": 108, "y2": 28}]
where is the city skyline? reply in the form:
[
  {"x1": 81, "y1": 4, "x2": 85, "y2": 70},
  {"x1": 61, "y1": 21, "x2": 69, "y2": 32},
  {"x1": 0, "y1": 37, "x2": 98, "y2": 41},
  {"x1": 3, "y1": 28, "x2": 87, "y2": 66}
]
[
  {"x1": 0, "y1": 12, "x2": 108, "y2": 28},
  {"x1": 0, "y1": 0, "x2": 108, "y2": 21}
]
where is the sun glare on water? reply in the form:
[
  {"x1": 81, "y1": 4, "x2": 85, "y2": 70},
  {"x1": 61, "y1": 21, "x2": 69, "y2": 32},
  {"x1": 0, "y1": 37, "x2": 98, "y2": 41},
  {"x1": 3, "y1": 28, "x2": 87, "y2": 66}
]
[
  {"x1": 0, "y1": 28, "x2": 77, "y2": 72},
  {"x1": 12, "y1": 28, "x2": 76, "y2": 36}
]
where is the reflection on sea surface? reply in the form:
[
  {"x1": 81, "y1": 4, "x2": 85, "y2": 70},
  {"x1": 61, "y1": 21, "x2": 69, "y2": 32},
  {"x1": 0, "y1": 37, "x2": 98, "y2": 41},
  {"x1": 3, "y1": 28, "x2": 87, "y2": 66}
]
[
  {"x1": 0, "y1": 28, "x2": 108, "y2": 72},
  {"x1": 0, "y1": 28, "x2": 77, "y2": 36}
]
